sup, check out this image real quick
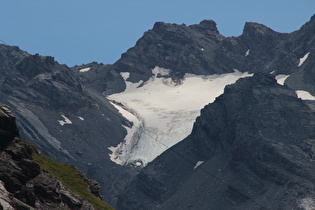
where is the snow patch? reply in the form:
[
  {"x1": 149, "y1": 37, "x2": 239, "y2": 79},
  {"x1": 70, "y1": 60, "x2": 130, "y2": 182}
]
[
  {"x1": 299, "y1": 197, "x2": 315, "y2": 210},
  {"x1": 194, "y1": 161, "x2": 204, "y2": 169},
  {"x1": 58, "y1": 115, "x2": 72, "y2": 126},
  {"x1": 298, "y1": 52, "x2": 310, "y2": 67},
  {"x1": 79, "y1": 67, "x2": 91, "y2": 73},
  {"x1": 245, "y1": 49, "x2": 250, "y2": 56},
  {"x1": 108, "y1": 67, "x2": 253, "y2": 166},
  {"x1": 275, "y1": 74, "x2": 289, "y2": 85},
  {"x1": 121, "y1": 72, "x2": 130, "y2": 81},
  {"x1": 296, "y1": 90, "x2": 315, "y2": 100},
  {"x1": 78, "y1": 116, "x2": 84, "y2": 121}
]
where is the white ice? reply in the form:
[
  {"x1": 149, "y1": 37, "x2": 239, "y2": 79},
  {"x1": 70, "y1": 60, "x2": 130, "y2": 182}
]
[
  {"x1": 245, "y1": 49, "x2": 250, "y2": 56},
  {"x1": 108, "y1": 67, "x2": 253, "y2": 166},
  {"x1": 275, "y1": 74, "x2": 290, "y2": 85},
  {"x1": 78, "y1": 116, "x2": 84, "y2": 121},
  {"x1": 58, "y1": 115, "x2": 72, "y2": 126},
  {"x1": 194, "y1": 161, "x2": 204, "y2": 169},
  {"x1": 79, "y1": 67, "x2": 91, "y2": 73},
  {"x1": 296, "y1": 90, "x2": 315, "y2": 100},
  {"x1": 108, "y1": 102, "x2": 143, "y2": 165},
  {"x1": 298, "y1": 52, "x2": 310, "y2": 67}
]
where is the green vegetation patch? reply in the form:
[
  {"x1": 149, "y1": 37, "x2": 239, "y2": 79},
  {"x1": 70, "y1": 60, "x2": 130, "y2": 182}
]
[{"x1": 27, "y1": 142, "x2": 114, "y2": 210}]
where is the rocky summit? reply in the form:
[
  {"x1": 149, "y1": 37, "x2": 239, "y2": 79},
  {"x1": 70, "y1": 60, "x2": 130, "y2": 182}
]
[
  {"x1": 117, "y1": 73, "x2": 315, "y2": 210},
  {"x1": 0, "y1": 14, "x2": 315, "y2": 209}
]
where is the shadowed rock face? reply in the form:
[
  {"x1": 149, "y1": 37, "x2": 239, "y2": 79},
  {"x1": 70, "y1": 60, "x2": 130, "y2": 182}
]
[
  {"x1": 0, "y1": 103, "x2": 19, "y2": 148},
  {"x1": 0, "y1": 103, "x2": 105, "y2": 209},
  {"x1": 117, "y1": 74, "x2": 315, "y2": 210}
]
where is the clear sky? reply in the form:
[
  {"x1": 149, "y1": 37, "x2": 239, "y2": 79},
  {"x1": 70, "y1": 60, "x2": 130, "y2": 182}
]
[{"x1": 1, "y1": 1, "x2": 314, "y2": 67}]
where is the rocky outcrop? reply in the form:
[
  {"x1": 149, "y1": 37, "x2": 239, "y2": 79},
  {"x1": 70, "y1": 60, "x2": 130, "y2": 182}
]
[
  {"x1": 117, "y1": 74, "x2": 315, "y2": 209},
  {"x1": 0, "y1": 104, "x2": 19, "y2": 148},
  {"x1": 0, "y1": 103, "x2": 112, "y2": 209},
  {"x1": 71, "y1": 62, "x2": 126, "y2": 95}
]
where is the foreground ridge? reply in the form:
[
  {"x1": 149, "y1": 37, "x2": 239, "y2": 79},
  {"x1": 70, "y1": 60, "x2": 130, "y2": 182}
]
[{"x1": 0, "y1": 103, "x2": 113, "y2": 209}]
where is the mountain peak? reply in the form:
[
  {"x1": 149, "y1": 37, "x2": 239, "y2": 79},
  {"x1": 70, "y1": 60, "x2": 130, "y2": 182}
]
[
  {"x1": 196, "y1": 19, "x2": 219, "y2": 33},
  {"x1": 185, "y1": 19, "x2": 220, "y2": 35},
  {"x1": 152, "y1": 19, "x2": 219, "y2": 34},
  {"x1": 242, "y1": 22, "x2": 278, "y2": 37},
  {"x1": 299, "y1": 13, "x2": 315, "y2": 32}
]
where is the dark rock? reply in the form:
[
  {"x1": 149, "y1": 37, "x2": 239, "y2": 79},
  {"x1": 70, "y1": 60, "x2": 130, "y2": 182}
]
[
  {"x1": 88, "y1": 179, "x2": 102, "y2": 199},
  {"x1": 0, "y1": 103, "x2": 19, "y2": 148}
]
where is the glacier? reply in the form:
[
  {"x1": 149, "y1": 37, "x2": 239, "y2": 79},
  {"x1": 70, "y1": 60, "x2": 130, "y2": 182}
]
[{"x1": 108, "y1": 67, "x2": 253, "y2": 166}]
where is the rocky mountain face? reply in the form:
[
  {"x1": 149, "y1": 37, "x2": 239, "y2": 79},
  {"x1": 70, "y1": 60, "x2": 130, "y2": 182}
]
[
  {"x1": 110, "y1": 15, "x2": 315, "y2": 83},
  {"x1": 0, "y1": 14, "x2": 315, "y2": 209},
  {"x1": 0, "y1": 44, "x2": 136, "y2": 206},
  {"x1": 117, "y1": 73, "x2": 315, "y2": 210},
  {"x1": 0, "y1": 103, "x2": 111, "y2": 209}
]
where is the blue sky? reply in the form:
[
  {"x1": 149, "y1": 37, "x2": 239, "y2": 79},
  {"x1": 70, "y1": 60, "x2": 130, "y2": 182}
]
[{"x1": 1, "y1": 1, "x2": 314, "y2": 66}]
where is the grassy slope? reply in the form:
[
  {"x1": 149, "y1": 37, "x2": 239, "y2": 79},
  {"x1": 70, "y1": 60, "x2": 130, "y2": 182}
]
[{"x1": 27, "y1": 142, "x2": 114, "y2": 210}]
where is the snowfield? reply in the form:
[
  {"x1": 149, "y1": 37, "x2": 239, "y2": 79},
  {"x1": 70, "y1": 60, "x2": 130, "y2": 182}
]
[
  {"x1": 275, "y1": 74, "x2": 290, "y2": 85},
  {"x1": 58, "y1": 115, "x2": 72, "y2": 126},
  {"x1": 79, "y1": 67, "x2": 91, "y2": 72},
  {"x1": 108, "y1": 67, "x2": 253, "y2": 166},
  {"x1": 245, "y1": 49, "x2": 250, "y2": 56},
  {"x1": 275, "y1": 75, "x2": 315, "y2": 101},
  {"x1": 194, "y1": 161, "x2": 204, "y2": 169},
  {"x1": 296, "y1": 90, "x2": 315, "y2": 100},
  {"x1": 298, "y1": 52, "x2": 310, "y2": 67}
]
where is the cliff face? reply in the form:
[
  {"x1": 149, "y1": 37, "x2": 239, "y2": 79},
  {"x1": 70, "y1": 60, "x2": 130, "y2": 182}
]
[
  {"x1": 0, "y1": 103, "x2": 111, "y2": 209},
  {"x1": 117, "y1": 74, "x2": 315, "y2": 210}
]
